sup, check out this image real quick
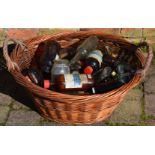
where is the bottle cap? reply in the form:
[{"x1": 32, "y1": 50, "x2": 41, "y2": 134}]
[
  {"x1": 84, "y1": 66, "x2": 93, "y2": 74},
  {"x1": 44, "y1": 80, "x2": 50, "y2": 89},
  {"x1": 111, "y1": 71, "x2": 116, "y2": 76}
]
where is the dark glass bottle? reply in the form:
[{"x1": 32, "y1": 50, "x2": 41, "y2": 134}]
[
  {"x1": 94, "y1": 68, "x2": 122, "y2": 93},
  {"x1": 22, "y1": 69, "x2": 44, "y2": 87},
  {"x1": 95, "y1": 63, "x2": 136, "y2": 93},
  {"x1": 116, "y1": 63, "x2": 136, "y2": 84},
  {"x1": 84, "y1": 50, "x2": 103, "y2": 74},
  {"x1": 93, "y1": 66, "x2": 113, "y2": 84},
  {"x1": 70, "y1": 36, "x2": 99, "y2": 65},
  {"x1": 105, "y1": 45, "x2": 120, "y2": 59},
  {"x1": 94, "y1": 80, "x2": 123, "y2": 93},
  {"x1": 39, "y1": 40, "x2": 61, "y2": 79},
  {"x1": 102, "y1": 47, "x2": 125, "y2": 67},
  {"x1": 102, "y1": 51, "x2": 115, "y2": 67}
]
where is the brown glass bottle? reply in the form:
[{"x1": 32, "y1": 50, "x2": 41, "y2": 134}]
[
  {"x1": 39, "y1": 40, "x2": 61, "y2": 79},
  {"x1": 54, "y1": 73, "x2": 94, "y2": 91},
  {"x1": 84, "y1": 50, "x2": 103, "y2": 74}
]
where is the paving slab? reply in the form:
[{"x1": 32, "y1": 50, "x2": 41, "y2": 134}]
[
  {"x1": 145, "y1": 119, "x2": 155, "y2": 126},
  {"x1": 144, "y1": 65, "x2": 155, "y2": 94},
  {"x1": 6, "y1": 110, "x2": 41, "y2": 126},
  {"x1": 0, "y1": 106, "x2": 10, "y2": 124},
  {"x1": 107, "y1": 88, "x2": 143, "y2": 124},
  {"x1": 12, "y1": 100, "x2": 31, "y2": 110},
  {"x1": 144, "y1": 94, "x2": 155, "y2": 116},
  {"x1": 0, "y1": 93, "x2": 12, "y2": 106}
]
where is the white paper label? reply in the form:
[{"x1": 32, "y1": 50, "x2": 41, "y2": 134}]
[
  {"x1": 64, "y1": 74, "x2": 90, "y2": 88},
  {"x1": 64, "y1": 74, "x2": 81, "y2": 88},
  {"x1": 88, "y1": 50, "x2": 103, "y2": 66}
]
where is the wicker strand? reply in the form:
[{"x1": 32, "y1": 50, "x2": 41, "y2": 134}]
[
  {"x1": 135, "y1": 42, "x2": 153, "y2": 77},
  {"x1": 3, "y1": 37, "x2": 28, "y2": 71}
]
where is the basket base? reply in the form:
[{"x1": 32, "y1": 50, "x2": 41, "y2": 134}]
[{"x1": 35, "y1": 101, "x2": 118, "y2": 125}]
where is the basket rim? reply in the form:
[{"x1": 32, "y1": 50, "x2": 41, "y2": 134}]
[{"x1": 8, "y1": 31, "x2": 145, "y2": 103}]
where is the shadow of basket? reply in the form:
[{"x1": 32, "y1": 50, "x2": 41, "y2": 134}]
[
  {"x1": 0, "y1": 69, "x2": 36, "y2": 111},
  {"x1": 0, "y1": 44, "x2": 37, "y2": 110}
]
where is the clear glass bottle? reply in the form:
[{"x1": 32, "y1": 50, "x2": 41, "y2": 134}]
[
  {"x1": 51, "y1": 59, "x2": 70, "y2": 82},
  {"x1": 70, "y1": 36, "x2": 99, "y2": 65}
]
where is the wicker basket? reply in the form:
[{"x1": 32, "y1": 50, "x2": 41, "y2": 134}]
[{"x1": 3, "y1": 31, "x2": 153, "y2": 124}]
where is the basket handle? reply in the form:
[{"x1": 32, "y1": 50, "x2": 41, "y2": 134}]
[
  {"x1": 3, "y1": 37, "x2": 27, "y2": 71},
  {"x1": 136, "y1": 41, "x2": 154, "y2": 77}
]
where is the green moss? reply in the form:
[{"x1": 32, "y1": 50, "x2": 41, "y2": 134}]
[
  {"x1": 136, "y1": 84, "x2": 144, "y2": 91},
  {"x1": 145, "y1": 115, "x2": 155, "y2": 120},
  {"x1": 105, "y1": 121, "x2": 142, "y2": 126},
  {"x1": 140, "y1": 92, "x2": 146, "y2": 125}
]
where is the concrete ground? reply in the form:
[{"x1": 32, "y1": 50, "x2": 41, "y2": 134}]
[{"x1": 0, "y1": 28, "x2": 155, "y2": 126}]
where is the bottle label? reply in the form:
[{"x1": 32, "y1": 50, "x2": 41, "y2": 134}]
[
  {"x1": 87, "y1": 50, "x2": 103, "y2": 66},
  {"x1": 64, "y1": 74, "x2": 90, "y2": 88}
]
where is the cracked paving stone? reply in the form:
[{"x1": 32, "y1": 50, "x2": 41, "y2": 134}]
[
  {"x1": 6, "y1": 110, "x2": 41, "y2": 126},
  {"x1": 107, "y1": 88, "x2": 143, "y2": 124},
  {"x1": 0, "y1": 106, "x2": 10, "y2": 124},
  {"x1": 0, "y1": 93, "x2": 12, "y2": 106}
]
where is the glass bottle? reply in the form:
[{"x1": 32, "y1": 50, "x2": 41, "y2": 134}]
[
  {"x1": 116, "y1": 63, "x2": 136, "y2": 84},
  {"x1": 54, "y1": 73, "x2": 94, "y2": 91},
  {"x1": 51, "y1": 59, "x2": 70, "y2": 82},
  {"x1": 93, "y1": 66, "x2": 113, "y2": 84},
  {"x1": 84, "y1": 50, "x2": 103, "y2": 74},
  {"x1": 40, "y1": 40, "x2": 61, "y2": 79},
  {"x1": 70, "y1": 36, "x2": 99, "y2": 65}
]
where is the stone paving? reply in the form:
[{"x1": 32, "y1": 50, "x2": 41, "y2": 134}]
[{"x1": 0, "y1": 28, "x2": 155, "y2": 126}]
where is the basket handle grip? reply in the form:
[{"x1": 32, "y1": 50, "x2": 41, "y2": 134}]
[
  {"x1": 3, "y1": 37, "x2": 27, "y2": 71},
  {"x1": 136, "y1": 41, "x2": 154, "y2": 77}
]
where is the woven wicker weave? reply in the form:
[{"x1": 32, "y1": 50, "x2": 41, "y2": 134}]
[{"x1": 3, "y1": 31, "x2": 153, "y2": 124}]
